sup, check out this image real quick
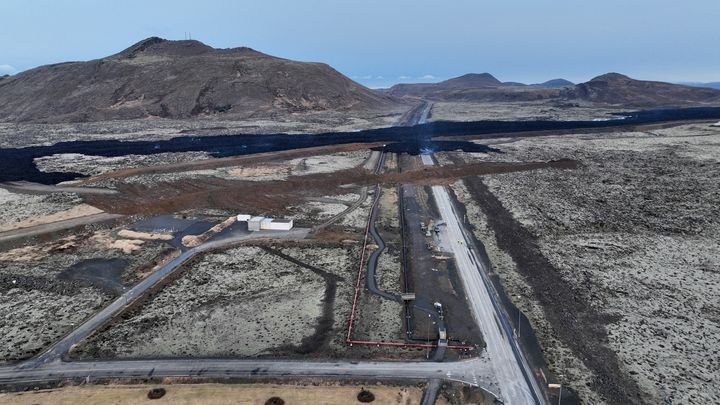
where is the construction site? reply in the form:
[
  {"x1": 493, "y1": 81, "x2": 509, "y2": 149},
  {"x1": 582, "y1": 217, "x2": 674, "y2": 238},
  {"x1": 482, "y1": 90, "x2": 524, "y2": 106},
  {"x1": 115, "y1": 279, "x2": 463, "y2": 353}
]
[{"x1": 1, "y1": 110, "x2": 719, "y2": 404}]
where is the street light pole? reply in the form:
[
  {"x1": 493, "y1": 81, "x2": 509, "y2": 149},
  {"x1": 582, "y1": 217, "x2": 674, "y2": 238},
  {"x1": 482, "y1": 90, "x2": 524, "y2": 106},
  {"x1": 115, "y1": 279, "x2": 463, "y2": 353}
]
[
  {"x1": 557, "y1": 374, "x2": 564, "y2": 405},
  {"x1": 558, "y1": 384, "x2": 562, "y2": 405}
]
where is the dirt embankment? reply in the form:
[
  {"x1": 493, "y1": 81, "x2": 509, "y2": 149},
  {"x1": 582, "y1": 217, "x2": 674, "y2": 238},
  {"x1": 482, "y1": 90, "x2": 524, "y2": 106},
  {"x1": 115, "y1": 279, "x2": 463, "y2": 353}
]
[
  {"x1": 83, "y1": 159, "x2": 576, "y2": 216},
  {"x1": 80, "y1": 142, "x2": 386, "y2": 185}
]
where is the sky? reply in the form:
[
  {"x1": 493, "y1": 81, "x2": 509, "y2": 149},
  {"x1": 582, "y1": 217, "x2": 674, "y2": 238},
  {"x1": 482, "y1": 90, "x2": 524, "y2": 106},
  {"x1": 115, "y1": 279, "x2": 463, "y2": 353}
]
[{"x1": 1, "y1": 0, "x2": 719, "y2": 88}]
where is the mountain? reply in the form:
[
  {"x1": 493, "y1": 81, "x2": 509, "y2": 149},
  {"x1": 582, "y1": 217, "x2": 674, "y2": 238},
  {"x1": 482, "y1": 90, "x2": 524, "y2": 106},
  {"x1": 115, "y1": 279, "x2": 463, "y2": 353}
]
[
  {"x1": 388, "y1": 72, "x2": 720, "y2": 107},
  {"x1": 387, "y1": 73, "x2": 505, "y2": 98},
  {"x1": 0, "y1": 37, "x2": 399, "y2": 123},
  {"x1": 535, "y1": 78, "x2": 574, "y2": 87},
  {"x1": 568, "y1": 73, "x2": 720, "y2": 107},
  {"x1": 682, "y1": 82, "x2": 720, "y2": 90}
]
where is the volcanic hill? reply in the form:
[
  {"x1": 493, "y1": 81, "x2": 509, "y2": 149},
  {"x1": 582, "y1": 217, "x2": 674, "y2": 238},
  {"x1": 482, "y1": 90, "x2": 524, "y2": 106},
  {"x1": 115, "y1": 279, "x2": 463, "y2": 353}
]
[
  {"x1": 388, "y1": 72, "x2": 720, "y2": 107},
  {"x1": 0, "y1": 37, "x2": 399, "y2": 123}
]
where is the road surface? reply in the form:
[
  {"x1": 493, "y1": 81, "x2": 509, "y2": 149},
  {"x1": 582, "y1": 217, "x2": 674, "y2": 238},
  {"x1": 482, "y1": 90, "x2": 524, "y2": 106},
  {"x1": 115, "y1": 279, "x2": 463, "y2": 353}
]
[
  {"x1": 0, "y1": 181, "x2": 118, "y2": 195},
  {"x1": 422, "y1": 153, "x2": 545, "y2": 405},
  {"x1": 0, "y1": 212, "x2": 124, "y2": 244},
  {"x1": 1, "y1": 357, "x2": 493, "y2": 387}
]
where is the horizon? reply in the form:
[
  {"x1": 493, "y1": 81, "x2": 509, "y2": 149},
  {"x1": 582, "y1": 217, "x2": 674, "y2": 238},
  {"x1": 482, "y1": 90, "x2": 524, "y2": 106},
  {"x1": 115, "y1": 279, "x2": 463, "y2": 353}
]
[{"x1": 1, "y1": 0, "x2": 719, "y2": 88}]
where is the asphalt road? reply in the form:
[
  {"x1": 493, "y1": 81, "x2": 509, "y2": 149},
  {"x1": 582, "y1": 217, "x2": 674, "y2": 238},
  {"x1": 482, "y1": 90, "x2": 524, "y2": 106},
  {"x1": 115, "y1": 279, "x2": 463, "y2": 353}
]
[
  {"x1": 365, "y1": 185, "x2": 402, "y2": 302},
  {"x1": 422, "y1": 153, "x2": 545, "y2": 405},
  {"x1": 0, "y1": 357, "x2": 493, "y2": 387}
]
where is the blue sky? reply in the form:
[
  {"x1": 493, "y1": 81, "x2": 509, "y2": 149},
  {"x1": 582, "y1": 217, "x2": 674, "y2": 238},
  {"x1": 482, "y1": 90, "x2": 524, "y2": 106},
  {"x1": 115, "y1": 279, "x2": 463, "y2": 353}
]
[{"x1": 1, "y1": 0, "x2": 718, "y2": 88}]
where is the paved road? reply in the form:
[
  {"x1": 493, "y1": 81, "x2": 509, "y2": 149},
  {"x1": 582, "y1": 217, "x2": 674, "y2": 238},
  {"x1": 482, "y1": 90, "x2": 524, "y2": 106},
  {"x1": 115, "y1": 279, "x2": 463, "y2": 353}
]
[
  {"x1": 22, "y1": 227, "x2": 309, "y2": 368},
  {"x1": 365, "y1": 185, "x2": 402, "y2": 302},
  {"x1": 420, "y1": 379, "x2": 442, "y2": 405},
  {"x1": 1, "y1": 357, "x2": 491, "y2": 387},
  {"x1": 397, "y1": 100, "x2": 433, "y2": 126},
  {"x1": 422, "y1": 153, "x2": 545, "y2": 405},
  {"x1": 1, "y1": 181, "x2": 118, "y2": 195}
]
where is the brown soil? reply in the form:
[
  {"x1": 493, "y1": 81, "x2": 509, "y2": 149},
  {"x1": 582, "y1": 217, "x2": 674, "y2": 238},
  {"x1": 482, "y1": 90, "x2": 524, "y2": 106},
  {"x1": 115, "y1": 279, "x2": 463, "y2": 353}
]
[
  {"x1": 0, "y1": 204, "x2": 103, "y2": 233},
  {"x1": 80, "y1": 142, "x2": 386, "y2": 185},
  {"x1": 84, "y1": 160, "x2": 576, "y2": 216}
]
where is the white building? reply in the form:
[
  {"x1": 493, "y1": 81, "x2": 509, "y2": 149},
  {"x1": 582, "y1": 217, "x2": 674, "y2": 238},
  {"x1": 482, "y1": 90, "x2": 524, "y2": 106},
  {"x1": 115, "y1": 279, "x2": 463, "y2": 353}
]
[
  {"x1": 247, "y1": 216, "x2": 265, "y2": 231},
  {"x1": 239, "y1": 215, "x2": 294, "y2": 231},
  {"x1": 262, "y1": 218, "x2": 293, "y2": 230}
]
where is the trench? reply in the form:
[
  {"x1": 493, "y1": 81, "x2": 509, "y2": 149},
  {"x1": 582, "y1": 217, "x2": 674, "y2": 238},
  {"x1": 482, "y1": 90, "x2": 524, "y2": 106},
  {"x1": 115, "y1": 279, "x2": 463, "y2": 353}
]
[{"x1": 260, "y1": 246, "x2": 343, "y2": 355}]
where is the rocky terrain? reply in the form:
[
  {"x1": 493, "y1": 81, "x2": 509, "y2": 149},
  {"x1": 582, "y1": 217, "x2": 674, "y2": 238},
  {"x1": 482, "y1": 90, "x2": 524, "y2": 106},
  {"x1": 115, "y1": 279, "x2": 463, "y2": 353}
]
[
  {"x1": 0, "y1": 188, "x2": 82, "y2": 228},
  {"x1": 0, "y1": 37, "x2": 404, "y2": 123},
  {"x1": 0, "y1": 109, "x2": 404, "y2": 149},
  {"x1": 427, "y1": 100, "x2": 623, "y2": 122},
  {"x1": 389, "y1": 72, "x2": 720, "y2": 108},
  {"x1": 0, "y1": 229, "x2": 168, "y2": 362},
  {"x1": 71, "y1": 242, "x2": 420, "y2": 360},
  {"x1": 438, "y1": 122, "x2": 720, "y2": 404}
]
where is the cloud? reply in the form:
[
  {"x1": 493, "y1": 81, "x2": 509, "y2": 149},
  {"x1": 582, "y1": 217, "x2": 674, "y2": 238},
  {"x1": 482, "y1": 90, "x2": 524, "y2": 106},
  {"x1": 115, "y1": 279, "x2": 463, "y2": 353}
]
[
  {"x1": 0, "y1": 64, "x2": 17, "y2": 75},
  {"x1": 398, "y1": 75, "x2": 411, "y2": 79},
  {"x1": 421, "y1": 74, "x2": 435, "y2": 79}
]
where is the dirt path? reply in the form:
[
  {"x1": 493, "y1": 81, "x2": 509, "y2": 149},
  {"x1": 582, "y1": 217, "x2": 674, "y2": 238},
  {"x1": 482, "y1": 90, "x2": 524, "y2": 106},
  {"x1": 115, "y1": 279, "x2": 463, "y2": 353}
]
[{"x1": 0, "y1": 212, "x2": 123, "y2": 244}]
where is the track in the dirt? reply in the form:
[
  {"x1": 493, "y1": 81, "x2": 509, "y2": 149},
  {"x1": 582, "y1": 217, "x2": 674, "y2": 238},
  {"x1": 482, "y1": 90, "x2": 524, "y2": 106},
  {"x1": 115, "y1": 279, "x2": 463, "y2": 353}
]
[{"x1": 260, "y1": 246, "x2": 343, "y2": 355}]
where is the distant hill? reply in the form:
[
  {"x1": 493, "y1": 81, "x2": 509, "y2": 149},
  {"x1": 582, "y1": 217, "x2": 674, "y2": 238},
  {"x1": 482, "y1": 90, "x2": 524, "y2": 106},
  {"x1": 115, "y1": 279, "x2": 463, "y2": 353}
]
[
  {"x1": 387, "y1": 73, "x2": 506, "y2": 98},
  {"x1": 568, "y1": 73, "x2": 720, "y2": 107},
  {"x1": 535, "y1": 78, "x2": 574, "y2": 87},
  {"x1": 0, "y1": 37, "x2": 399, "y2": 123},
  {"x1": 682, "y1": 82, "x2": 720, "y2": 90},
  {"x1": 387, "y1": 73, "x2": 574, "y2": 99},
  {"x1": 388, "y1": 72, "x2": 720, "y2": 107}
]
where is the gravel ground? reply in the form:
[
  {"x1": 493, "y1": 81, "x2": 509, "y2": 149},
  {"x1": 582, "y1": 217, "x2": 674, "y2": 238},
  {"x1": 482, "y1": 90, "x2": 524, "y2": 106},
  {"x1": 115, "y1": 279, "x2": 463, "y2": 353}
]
[
  {"x1": 0, "y1": 109, "x2": 406, "y2": 148},
  {"x1": 0, "y1": 188, "x2": 81, "y2": 228},
  {"x1": 34, "y1": 152, "x2": 211, "y2": 177},
  {"x1": 71, "y1": 244, "x2": 377, "y2": 359},
  {"x1": 441, "y1": 122, "x2": 720, "y2": 404},
  {"x1": 429, "y1": 101, "x2": 624, "y2": 122}
]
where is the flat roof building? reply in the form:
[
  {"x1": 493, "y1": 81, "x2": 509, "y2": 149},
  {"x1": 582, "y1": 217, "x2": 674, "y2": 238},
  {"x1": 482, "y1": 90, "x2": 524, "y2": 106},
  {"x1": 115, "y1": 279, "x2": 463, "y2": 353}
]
[
  {"x1": 243, "y1": 215, "x2": 294, "y2": 231},
  {"x1": 248, "y1": 216, "x2": 265, "y2": 232}
]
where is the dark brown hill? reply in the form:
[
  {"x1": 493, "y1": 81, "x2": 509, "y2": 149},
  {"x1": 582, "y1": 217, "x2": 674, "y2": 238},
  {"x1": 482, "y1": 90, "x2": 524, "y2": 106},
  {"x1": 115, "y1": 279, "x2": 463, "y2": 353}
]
[
  {"x1": 388, "y1": 72, "x2": 720, "y2": 107},
  {"x1": 567, "y1": 73, "x2": 720, "y2": 107},
  {"x1": 0, "y1": 37, "x2": 399, "y2": 123},
  {"x1": 387, "y1": 73, "x2": 505, "y2": 98}
]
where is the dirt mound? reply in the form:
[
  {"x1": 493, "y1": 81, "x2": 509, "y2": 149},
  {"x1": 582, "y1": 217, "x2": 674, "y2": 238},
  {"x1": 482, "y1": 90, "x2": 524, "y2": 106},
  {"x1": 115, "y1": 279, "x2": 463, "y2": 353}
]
[{"x1": 0, "y1": 37, "x2": 401, "y2": 123}]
